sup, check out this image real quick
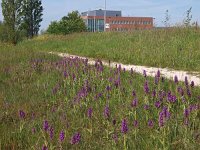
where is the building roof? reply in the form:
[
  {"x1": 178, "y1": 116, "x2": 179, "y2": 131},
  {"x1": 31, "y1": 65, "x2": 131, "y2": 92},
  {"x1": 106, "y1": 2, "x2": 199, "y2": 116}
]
[{"x1": 81, "y1": 9, "x2": 122, "y2": 17}]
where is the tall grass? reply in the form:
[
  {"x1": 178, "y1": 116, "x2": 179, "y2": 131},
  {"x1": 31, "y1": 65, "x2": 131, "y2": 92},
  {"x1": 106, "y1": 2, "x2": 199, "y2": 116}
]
[
  {"x1": 0, "y1": 28, "x2": 200, "y2": 149},
  {"x1": 17, "y1": 27, "x2": 200, "y2": 72},
  {"x1": 0, "y1": 46, "x2": 200, "y2": 149}
]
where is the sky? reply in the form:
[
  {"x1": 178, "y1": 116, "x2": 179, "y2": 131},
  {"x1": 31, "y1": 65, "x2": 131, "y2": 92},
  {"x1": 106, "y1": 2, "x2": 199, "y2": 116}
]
[{"x1": 0, "y1": 0, "x2": 200, "y2": 30}]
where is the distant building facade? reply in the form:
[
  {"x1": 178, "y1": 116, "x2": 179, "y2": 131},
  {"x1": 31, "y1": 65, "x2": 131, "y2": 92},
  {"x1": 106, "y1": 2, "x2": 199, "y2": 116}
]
[{"x1": 81, "y1": 9, "x2": 153, "y2": 32}]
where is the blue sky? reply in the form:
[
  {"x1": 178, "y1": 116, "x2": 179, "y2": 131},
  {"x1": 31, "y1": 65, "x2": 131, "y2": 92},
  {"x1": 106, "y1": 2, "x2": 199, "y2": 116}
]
[{"x1": 0, "y1": 0, "x2": 200, "y2": 30}]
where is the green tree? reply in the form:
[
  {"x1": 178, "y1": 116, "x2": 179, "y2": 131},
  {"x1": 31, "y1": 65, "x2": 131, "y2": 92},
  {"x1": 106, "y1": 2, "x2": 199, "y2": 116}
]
[
  {"x1": 21, "y1": 0, "x2": 43, "y2": 38},
  {"x1": 1, "y1": 0, "x2": 23, "y2": 44},
  {"x1": 47, "y1": 11, "x2": 87, "y2": 35}
]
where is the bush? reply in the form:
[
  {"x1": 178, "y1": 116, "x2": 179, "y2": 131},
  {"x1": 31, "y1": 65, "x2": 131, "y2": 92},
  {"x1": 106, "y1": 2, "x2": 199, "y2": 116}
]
[
  {"x1": 47, "y1": 11, "x2": 87, "y2": 35},
  {"x1": 0, "y1": 22, "x2": 27, "y2": 44}
]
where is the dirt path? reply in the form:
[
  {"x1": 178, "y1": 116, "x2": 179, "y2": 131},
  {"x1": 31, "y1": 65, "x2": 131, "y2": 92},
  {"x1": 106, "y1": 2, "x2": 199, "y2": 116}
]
[{"x1": 50, "y1": 52, "x2": 200, "y2": 87}]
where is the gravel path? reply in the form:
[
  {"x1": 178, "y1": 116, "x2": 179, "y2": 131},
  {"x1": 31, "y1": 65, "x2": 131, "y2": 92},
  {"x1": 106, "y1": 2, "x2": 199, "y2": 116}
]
[{"x1": 50, "y1": 52, "x2": 200, "y2": 87}]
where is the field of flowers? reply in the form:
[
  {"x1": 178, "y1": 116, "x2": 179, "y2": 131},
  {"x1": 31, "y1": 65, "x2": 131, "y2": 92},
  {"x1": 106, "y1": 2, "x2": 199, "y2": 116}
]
[{"x1": 0, "y1": 47, "x2": 200, "y2": 149}]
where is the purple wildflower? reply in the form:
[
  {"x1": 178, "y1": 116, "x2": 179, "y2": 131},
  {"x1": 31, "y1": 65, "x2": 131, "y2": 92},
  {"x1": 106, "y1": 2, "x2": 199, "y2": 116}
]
[
  {"x1": 167, "y1": 92, "x2": 177, "y2": 103},
  {"x1": 59, "y1": 130, "x2": 65, "y2": 142},
  {"x1": 185, "y1": 76, "x2": 189, "y2": 87},
  {"x1": 106, "y1": 86, "x2": 111, "y2": 91},
  {"x1": 148, "y1": 120, "x2": 154, "y2": 128},
  {"x1": 157, "y1": 70, "x2": 161, "y2": 78},
  {"x1": 42, "y1": 145, "x2": 48, "y2": 150},
  {"x1": 87, "y1": 108, "x2": 93, "y2": 118},
  {"x1": 43, "y1": 120, "x2": 49, "y2": 131},
  {"x1": 184, "y1": 109, "x2": 190, "y2": 118},
  {"x1": 152, "y1": 89, "x2": 156, "y2": 97},
  {"x1": 112, "y1": 133, "x2": 118, "y2": 143},
  {"x1": 174, "y1": 75, "x2": 178, "y2": 84},
  {"x1": 181, "y1": 97, "x2": 186, "y2": 103},
  {"x1": 155, "y1": 75, "x2": 159, "y2": 85},
  {"x1": 104, "y1": 106, "x2": 110, "y2": 119},
  {"x1": 19, "y1": 110, "x2": 25, "y2": 119},
  {"x1": 32, "y1": 128, "x2": 36, "y2": 134},
  {"x1": 112, "y1": 119, "x2": 116, "y2": 126},
  {"x1": 158, "y1": 107, "x2": 170, "y2": 127},
  {"x1": 131, "y1": 98, "x2": 138, "y2": 107},
  {"x1": 70, "y1": 132, "x2": 81, "y2": 145},
  {"x1": 121, "y1": 119, "x2": 128, "y2": 134},
  {"x1": 155, "y1": 101, "x2": 161, "y2": 108},
  {"x1": 63, "y1": 71, "x2": 68, "y2": 78},
  {"x1": 72, "y1": 73, "x2": 76, "y2": 81},
  {"x1": 123, "y1": 68, "x2": 126, "y2": 72},
  {"x1": 49, "y1": 126, "x2": 54, "y2": 140},
  {"x1": 144, "y1": 104, "x2": 149, "y2": 110},
  {"x1": 162, "y1": 106, "x2": 171, "y2": 119},
  {"x1": 184, "y1": 118, "x2": 189, "y2": 126},
  {"x1": 130, "y1": 68, "x2": 134, "y2": 75},
  {"x1": 190, "y1": 81, "x2": 194, "y2": 88},
  {"x1": 187, "y1": 88, "x2": 191, "y2": 97},
  {"x1": 177, "y1": 87, "x2": 184, "y2": 96},
  {"x1": 132, "y1": 90, "x2": 136, "y2": 97},
  {"x1": 114, "y1": 78, "x2": 120, "y2": 88},
  {"x1": 144, "y1": 81, "x2": 150, "y2": 94},
  {"x1": 133, "y1": 120, "x2": 138, "y2": 127},
  {"x1": 159, "y1": 112, "x2": 164, "y2": 127},
  {"x1": 118, "y1": 65, "x2": 122, "y2": 72},
  {"x1": 143, "y1": 70, "x2": 147, "y2": 78}
]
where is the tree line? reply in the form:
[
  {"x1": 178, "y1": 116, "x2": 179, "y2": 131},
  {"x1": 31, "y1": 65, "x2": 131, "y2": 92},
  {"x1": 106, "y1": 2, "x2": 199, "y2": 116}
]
[
  {"x1": 0, "y1": 1, "x2": 87, "y2": 44},
  {"x1": 0, "y1": 0, "x2": 43, "y2": 44}
]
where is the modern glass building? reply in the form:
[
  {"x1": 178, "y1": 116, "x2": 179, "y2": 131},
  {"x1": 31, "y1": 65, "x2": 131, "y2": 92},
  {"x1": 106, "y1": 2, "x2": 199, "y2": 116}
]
[
  {"x1": 81, "y1": 9, "x2": 122, "y2": 32},
  {"x1": 86, "y1": 18, "x2": 105, "y2": 32},
  {"x1": 81, "y1": 9, "x2": 153, "y2": 32}
]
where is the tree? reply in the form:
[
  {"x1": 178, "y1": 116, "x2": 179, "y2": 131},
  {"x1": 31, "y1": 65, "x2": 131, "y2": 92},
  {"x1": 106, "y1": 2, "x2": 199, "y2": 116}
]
[
  {"x1": 21, "y1": 0, "x2": 43, "y2": 38},
  {"x1": 1, "y1": 0, "x2": 23, "y2": 44},
  {"x1": 183, "y1": 7, "x2": 192, "y2": 27},
  {"x1": 47, "y1": 11, "x2": 87, "y2": 35}
]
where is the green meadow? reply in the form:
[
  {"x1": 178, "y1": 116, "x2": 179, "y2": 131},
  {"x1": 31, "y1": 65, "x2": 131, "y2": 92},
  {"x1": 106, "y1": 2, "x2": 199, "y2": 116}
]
[
  {"x1": 17, "y1": 27, "x2": 200, "y2": 72},
  {"x1": 0, "y1": 28, "x2": 200, "y2": 149}
]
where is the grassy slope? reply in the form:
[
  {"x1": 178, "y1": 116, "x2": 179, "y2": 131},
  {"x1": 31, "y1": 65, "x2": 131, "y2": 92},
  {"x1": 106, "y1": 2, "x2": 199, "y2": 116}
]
[
  {"x1": 18, "y1": 28, "x2": 200, "y2": 72},
  {"x1": 0, "y1": 29, "x2": 200, "y2": 149},
  {"x1": 0, "y1": 45, "x2": 200, "y2": 149}
]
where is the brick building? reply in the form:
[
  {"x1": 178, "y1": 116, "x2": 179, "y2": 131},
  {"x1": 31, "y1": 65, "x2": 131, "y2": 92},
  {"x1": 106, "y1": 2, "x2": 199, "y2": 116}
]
[{"x1": 81, "y1": 9, "x2": 153, "y2": 32}]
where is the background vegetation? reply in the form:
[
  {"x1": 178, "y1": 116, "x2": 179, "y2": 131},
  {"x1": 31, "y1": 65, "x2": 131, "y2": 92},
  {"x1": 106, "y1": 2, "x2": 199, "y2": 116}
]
[
  {"x1": 47, "y1": 11, "x2": 87, "y2": 35},
  {"x1": 15, "y1": 27, "x2": 200, "y2": 72},
  {"x1": 1, "y1": 0, "x2": 43, "y2": 44}
]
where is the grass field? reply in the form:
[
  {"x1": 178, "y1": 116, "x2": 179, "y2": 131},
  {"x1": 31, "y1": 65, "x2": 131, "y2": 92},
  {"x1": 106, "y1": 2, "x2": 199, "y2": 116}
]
[
  {"x1": 16, "y1": 27, "x2": 200, "y2": 72},
  {"x1": 0, "y1": 28, "x2": 200, "y2": 149}
]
